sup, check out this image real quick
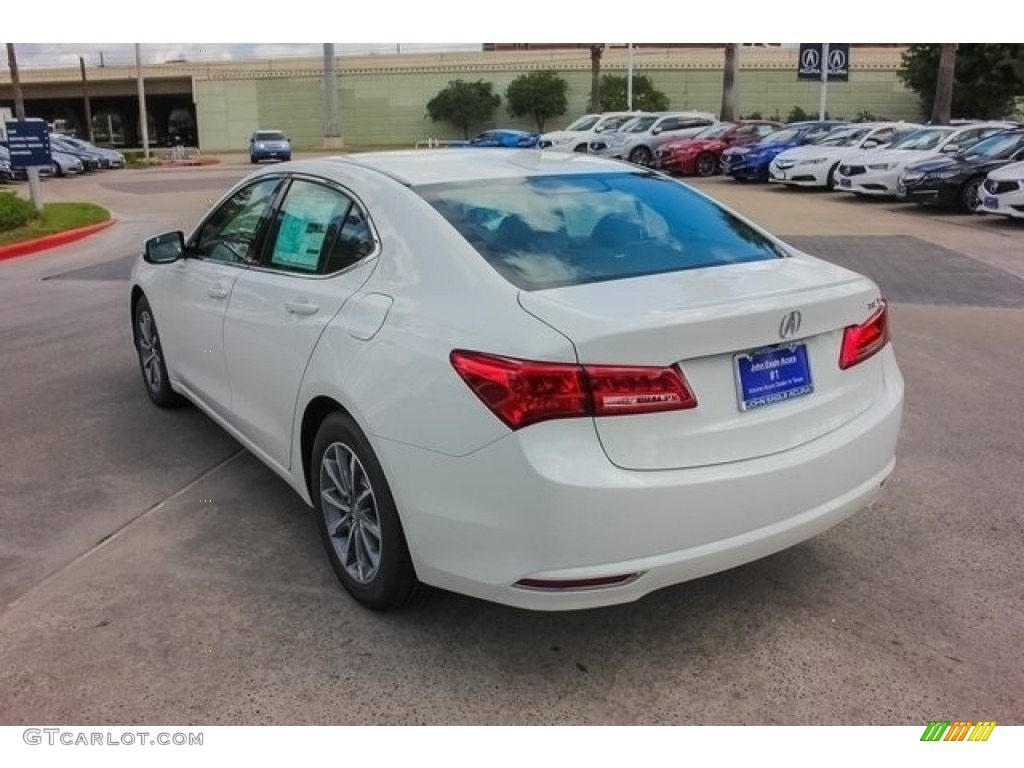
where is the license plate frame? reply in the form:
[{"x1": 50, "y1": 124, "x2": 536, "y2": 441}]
[
  {"x1": 983, "y1": 196, "x2": 998, "y2": 210},
  {"x1": 839, "y1": 177, "x2": 852, "y2": 189},
  {"x1": 734, "y1": 343, "x2": 814, "y2": 412}
]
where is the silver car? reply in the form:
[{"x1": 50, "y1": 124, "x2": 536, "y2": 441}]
[
  {"x1": 50, "y1": 149, "x2": 85, "y2": 177},
  {"x1": 591, "y1": 112, "x2": 719, "y2": 166}
]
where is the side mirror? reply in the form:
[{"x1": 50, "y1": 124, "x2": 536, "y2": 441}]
[
  {"x1": 144, "y1": 231, "x2": 185, "y2": 264},
  {"x1": 862, "y1": 139, "x2": 880, "y2": 149},
  {"x1": 651, "y1": 126, "x2": 663, "y2": 135},
  {"x1": 941, "y1": 143, "x2": 959, "y2": 153}
]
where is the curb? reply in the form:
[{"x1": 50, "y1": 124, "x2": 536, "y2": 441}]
[{"x1": 0, "y1": 218, "x2": 116, "y2": 262}]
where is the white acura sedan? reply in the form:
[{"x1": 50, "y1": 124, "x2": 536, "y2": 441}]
[
  {"x1": 769, "y1": 122, "x2": 919, "y2": 189},
  {"x1": 980, "y1": 160, "x2": 1024, "y2": 220},
  {"x1": 834, "y1": 122, "x2": 1014, "y2": 197},
  {"x1": 130, "y1": 150, "x2": 904, "y2": 611}
]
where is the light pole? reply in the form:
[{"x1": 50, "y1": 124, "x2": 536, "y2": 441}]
[
  {"x1": 135, "y1": 43, "x2": 150, "y2": 159},
  {"x1": 627, "y1": 43, "x2": 634, "y2": 111},
  {"x1": 80, "y1": 56, "x2": 94, "y2": 142},
  {"x1": 819, "y1": 43, "x2": 830, "y2": 120}
]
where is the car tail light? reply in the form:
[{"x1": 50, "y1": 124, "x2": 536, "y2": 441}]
[
  {"x1": 450, "y1": 350, "x2": 697, "y2": 430},
  {"x1": 839, "y1": 301, "x2": 890, "y2": 370}
]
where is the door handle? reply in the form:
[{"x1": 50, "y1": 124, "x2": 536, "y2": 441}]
[
  {"x1": 284, "y1": 299, "x2": 320, "y2": 317},
  {"x1": 207, "y1": 283, "x2": 229, "y2": 300}
]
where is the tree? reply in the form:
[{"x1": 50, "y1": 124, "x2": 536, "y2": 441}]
[
  {"x1": 931, "y1": 44, "x2": 958, "y2": 125},
  {"x1": 589, "y1": 45, "x2": 605, "y2": 114},
  {"x1": 720, "y1": 44, "x2": 739, "y2": 121},
  {"x1": 900, "y1": 44, "x2": 1024, "y2": 120},
  {"x1": 505, "y1": 70, "x2": 568, "y2": 132},
  {"x1": 787, "y1": 105, "x2": 809, "y2": 123},
  {"x1": 597, "y1": 74, "x2": 669, "y2": 112},
  {"x1": 425, "y1": 79, "x2": 500, "y2": 139}
]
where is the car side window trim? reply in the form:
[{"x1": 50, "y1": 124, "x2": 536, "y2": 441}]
[
  {"x1": 187, "y1": 175, "x2": 288, "y2": 269},
  {"x1": 250, "y1": 173, "x2": 382, "y2": 281}
]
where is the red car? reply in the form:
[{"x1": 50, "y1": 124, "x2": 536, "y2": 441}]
[{"x1": 654, "y1": 120, "x2": 784, "y2": 176}]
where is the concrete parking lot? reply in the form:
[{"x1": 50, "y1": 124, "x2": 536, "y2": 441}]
[{"x1": 0, "y1": 161, "x2": 1021, "y2": 724}]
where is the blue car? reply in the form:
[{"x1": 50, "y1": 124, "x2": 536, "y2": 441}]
[
  {"x1": 449, "y1": 129, "x2": 540, "y2": 149},
  {"x1": 721, "y1": 121, "x2": 846, "y2": 181},
  {"x1": 249, "y1": 130, "x2": 292, "y2": 163}
]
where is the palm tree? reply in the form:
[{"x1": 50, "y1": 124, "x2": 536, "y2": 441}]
[
  {"x1": 931, "y1": 44, "x2": 958, "y2": 125},
  {"x1": 720, "y1": 44, "x2": 739, "y2": 121},
  {"x1": 589, "y1": 44, "x2": 605, "y2": 111}
]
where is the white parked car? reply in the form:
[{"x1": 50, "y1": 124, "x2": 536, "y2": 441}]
[
  {"x1": 589, "y1": 112, "x2": 718, "y2": 166},
  {"x1": 980, "y1": 160, "x2": 1024, "y2": 220},
  {"x1": 539, "y1": 112, "x2": 641, "y2": 153},
  {"x1": 834, "y1": 122, "x2": 1014, "y2": 197},
  {"x1": 130, "y1": 150, "x2": 904, "y2": 612},
  {"x1": 770, "y1": 123, "x2": 919, "y2": 189}
]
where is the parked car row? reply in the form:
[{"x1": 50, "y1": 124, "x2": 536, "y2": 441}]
[
  {"x1": 638, "y1": 115, "x2": 1022, "y2": 219},
  {"x1": 0, "y1": 135, "x2": 126, "y2": 183},
  {"x1": 538, "y1": 111, "x2": 717, "y2": 165}
]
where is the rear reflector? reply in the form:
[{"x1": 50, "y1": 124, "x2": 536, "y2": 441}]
[
  {"x1": 839, "y1": 301, "x2": 890, "y2": 370},
  {"x1": 450, "y1": 350, "x2": 697, "y2": 430},
  {"x1": 514, "y1": 573, "x2": 640, "y2": 591}
]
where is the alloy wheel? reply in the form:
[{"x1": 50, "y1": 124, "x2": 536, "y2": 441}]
[
  {"x1": 319, "y1": 442, "x2": 382, "y2": 584},
  {"x1": 137, "y1": 310, "x2": 163, "y2": 392}
]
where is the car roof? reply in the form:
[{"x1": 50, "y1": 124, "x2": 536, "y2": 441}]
[
  {"x1": 480, "y1": 129, "x2": 534, "y2": 136},
  {"x1": 316, "y1": 149, "x2": 637, "y2": 186}
]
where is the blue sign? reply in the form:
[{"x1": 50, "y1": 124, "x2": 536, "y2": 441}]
[
  {"x1": 5, "y1": 120, "x2": 52, "y2": 169},
  {"x1": 797, "y1": 44, "x2": 850, "y2": 82}
]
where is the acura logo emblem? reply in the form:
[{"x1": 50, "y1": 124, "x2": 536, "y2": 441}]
[{"x1": 779, "y1": 311, "x2": 802, "y2": 340}]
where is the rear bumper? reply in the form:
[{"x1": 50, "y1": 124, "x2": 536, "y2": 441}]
[{"x1": 376, "y1": 348, "x2": 904, "y2": 610}]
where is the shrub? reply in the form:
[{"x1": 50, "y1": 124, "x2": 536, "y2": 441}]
[
  {"x1": 0, "y1": 192, "x2": 38, "y2": 232},
  {"x1": 787, "y1": 105, "x2": 809, "y2": 123}
]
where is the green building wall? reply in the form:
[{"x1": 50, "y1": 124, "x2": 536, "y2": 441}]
[{"x1": 196, "y1": 62, "x2": 923, "y2": 151}]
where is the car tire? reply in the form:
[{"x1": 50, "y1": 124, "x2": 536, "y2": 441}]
[
  {"x1": 133, "y1": 296, "x2": 183, "y2": 408},
  {"x1": 628, "y1": 146, "x2": 653, "y2": 166},
  {"x1": 573, "y1": 144, "x2": 588, "y2": 153},
  {"x1": 51, "y1": 162, "x2": 63, "y2": 178},
  {"x1": 960, "y1": 176, "x2": 983, "y2": 213},
  {"x1": 312, "y1": 412, "x2": 421, "y2": 611},
  {"x1": 826, "y1": 163, "x2": 840, "y2": 190},
  {"x1": 696, "y1": 152, "x2": 717, "y2": 177}
]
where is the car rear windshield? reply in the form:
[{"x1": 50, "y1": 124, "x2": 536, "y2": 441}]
[
  {"x1": 255, "y1": 132, "x2": 286, "y2": 141},
  {"x1": 416, "y1": 172, "x2": 785, "y2": 291}
]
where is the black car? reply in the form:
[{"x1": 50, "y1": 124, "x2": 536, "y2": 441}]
[{"x1": 898, "y1": 128, "x2": 1024, "y2": 212}]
